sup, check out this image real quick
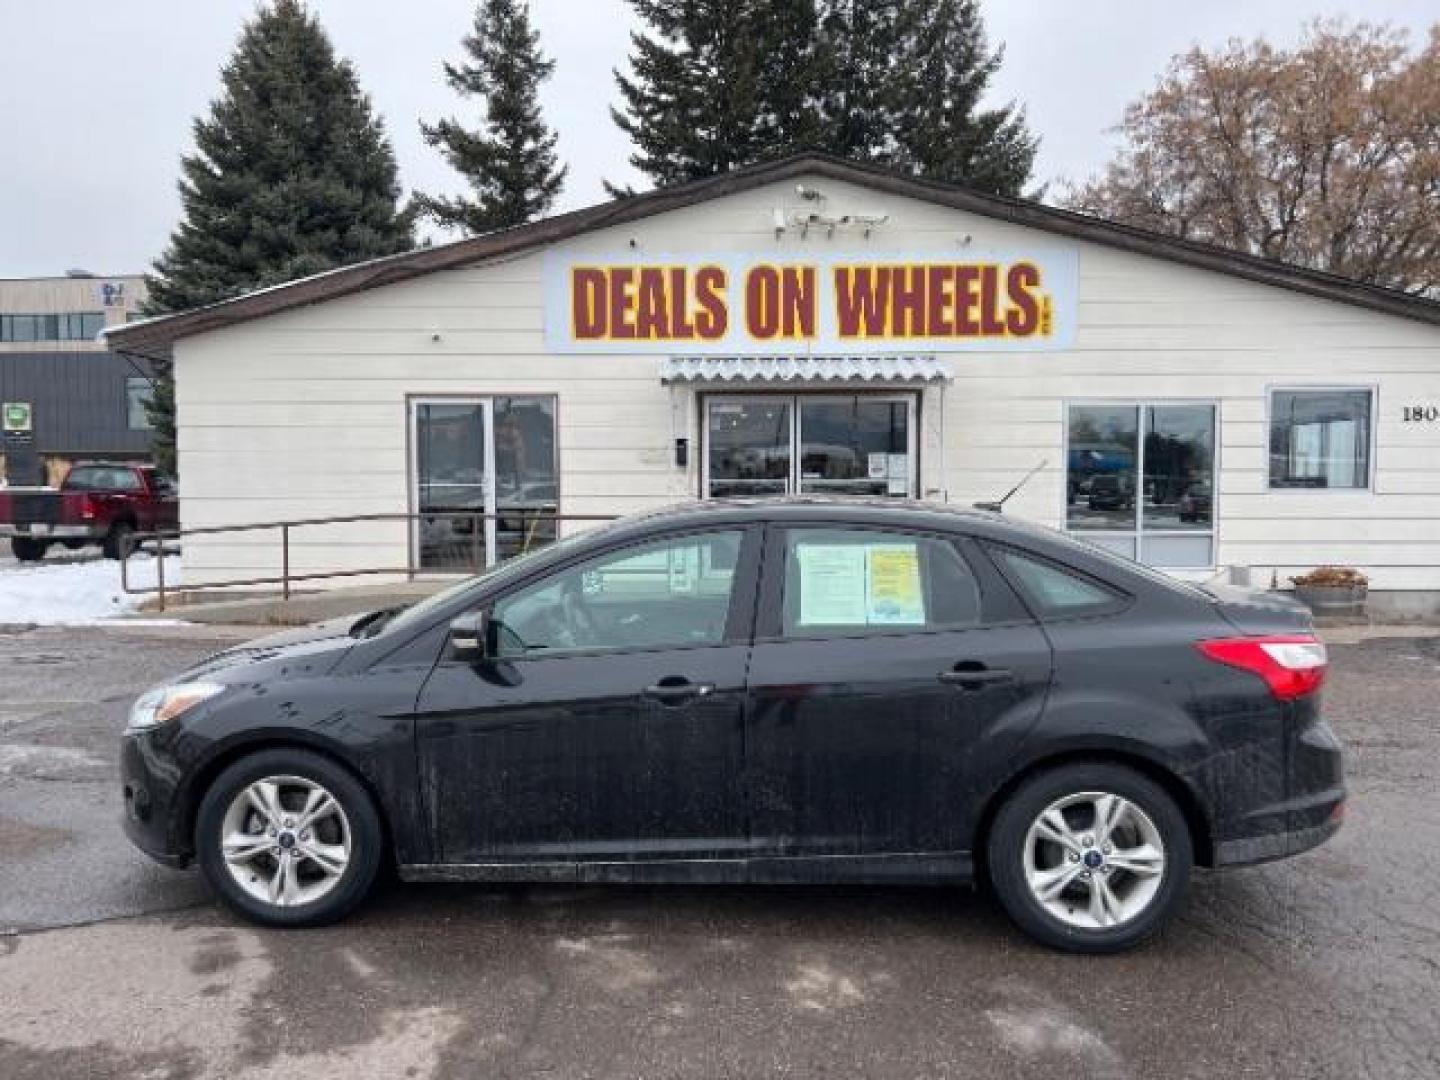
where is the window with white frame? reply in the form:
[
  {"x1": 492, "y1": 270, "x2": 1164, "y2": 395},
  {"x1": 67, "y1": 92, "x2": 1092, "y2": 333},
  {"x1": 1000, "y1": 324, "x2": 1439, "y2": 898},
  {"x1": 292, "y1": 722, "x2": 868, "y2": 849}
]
[
  {"x1": 1268, "y1": 388, "x2": 1372, "y2": 490},
  {"x1": 1065, "y1": 402, "x2": 1217, "y2": 568}
]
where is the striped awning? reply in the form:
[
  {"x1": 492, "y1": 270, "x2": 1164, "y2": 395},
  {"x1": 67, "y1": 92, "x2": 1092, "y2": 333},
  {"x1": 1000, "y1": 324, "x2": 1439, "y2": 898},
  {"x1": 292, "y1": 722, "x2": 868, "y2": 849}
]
[{"x1": 660, "y1": 355, "x2": 952, "y2": 384}]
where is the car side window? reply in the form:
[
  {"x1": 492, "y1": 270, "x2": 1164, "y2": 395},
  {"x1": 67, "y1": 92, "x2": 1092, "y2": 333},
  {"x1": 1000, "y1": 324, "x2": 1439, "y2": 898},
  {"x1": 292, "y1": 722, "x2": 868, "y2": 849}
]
[
  {"x1": 780, "y1": 528, "x2": 981, "y2": 637},
  {"x1": 994, "y1": 549, "x2": 1120, "y2": 617},
  {"x1": 490, "y1": 530, "x2": 744, "y2": 656}
]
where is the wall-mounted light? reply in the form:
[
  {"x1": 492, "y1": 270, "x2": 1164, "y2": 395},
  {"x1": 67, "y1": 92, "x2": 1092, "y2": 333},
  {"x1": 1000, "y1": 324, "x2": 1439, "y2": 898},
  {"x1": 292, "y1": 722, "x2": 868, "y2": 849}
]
[{"x1": 795, "y1": 184, "x2": 826, "y2": 202}]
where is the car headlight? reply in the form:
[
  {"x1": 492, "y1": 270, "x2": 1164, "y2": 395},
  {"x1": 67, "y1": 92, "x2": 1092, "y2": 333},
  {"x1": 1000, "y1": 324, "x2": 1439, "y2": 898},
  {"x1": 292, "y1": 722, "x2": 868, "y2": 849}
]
[{"x1": 126, "y1": 682, "x2": 227, "y2": 734}]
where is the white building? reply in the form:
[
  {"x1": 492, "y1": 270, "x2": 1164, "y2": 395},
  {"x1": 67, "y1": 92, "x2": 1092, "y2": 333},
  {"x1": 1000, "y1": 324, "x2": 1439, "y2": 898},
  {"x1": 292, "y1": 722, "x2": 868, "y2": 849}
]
[{"x1": 107, "y1": 154, "x2": 1440, "y2": 617}]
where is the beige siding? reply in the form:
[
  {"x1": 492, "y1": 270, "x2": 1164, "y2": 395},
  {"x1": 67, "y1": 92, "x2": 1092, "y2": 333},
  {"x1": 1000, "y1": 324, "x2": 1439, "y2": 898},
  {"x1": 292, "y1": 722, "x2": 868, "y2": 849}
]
[{"x1": 173, "y1": 175, "x2": 1440, "y2": 592}]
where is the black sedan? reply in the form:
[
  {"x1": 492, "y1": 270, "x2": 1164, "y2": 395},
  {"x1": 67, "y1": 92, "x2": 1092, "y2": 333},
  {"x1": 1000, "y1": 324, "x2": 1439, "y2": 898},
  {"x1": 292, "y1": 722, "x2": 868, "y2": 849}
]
[{"x1": 120, "y1": 499, "x2": 1344, "y2": 953}]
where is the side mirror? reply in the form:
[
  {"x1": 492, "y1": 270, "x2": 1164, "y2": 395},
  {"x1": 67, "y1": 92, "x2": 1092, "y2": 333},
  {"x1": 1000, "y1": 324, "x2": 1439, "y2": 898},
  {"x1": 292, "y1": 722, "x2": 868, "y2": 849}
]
[{"x1": 448, "y1": 611, "x2": 492, "y2": 663}]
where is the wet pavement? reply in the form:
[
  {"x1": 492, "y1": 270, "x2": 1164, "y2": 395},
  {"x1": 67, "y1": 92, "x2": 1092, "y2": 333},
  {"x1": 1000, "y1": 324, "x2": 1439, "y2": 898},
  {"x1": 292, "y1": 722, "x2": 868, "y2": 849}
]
[{"x1": 0, "y1": 624, "x2": 1437, "y2": 1079}]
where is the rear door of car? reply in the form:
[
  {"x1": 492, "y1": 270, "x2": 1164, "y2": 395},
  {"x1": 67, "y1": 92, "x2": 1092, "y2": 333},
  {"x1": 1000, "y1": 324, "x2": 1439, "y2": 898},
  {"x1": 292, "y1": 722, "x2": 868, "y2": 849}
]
[{"x1": 744, "y1": 521, "x2": 1053, "y2": 861}]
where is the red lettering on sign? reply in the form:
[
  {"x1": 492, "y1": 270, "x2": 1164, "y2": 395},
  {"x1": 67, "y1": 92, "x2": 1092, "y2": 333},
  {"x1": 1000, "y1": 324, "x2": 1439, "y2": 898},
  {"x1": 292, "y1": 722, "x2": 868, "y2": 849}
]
[
  {"x1": 635, "y1": 268, "x2": 668, "y2": 339},
  {"x1": 1006, "y1": 263, "x2": 1041, "y2": 336},
  {"x1": 835, "y1": 267, "x2": 891, "y2": 338},
  {"x1": 780, "y1": 266, "x2": 817, "y2": 339},
  {"x1": 891, "y1": 266, "x2": 926, "y2": 336},
  {"x1": 925, "y1": 266, "x2": 954, "y2": 336},
  {"x1": 694, "y1": 266, "x2": 728, "y2": 339},
  {"x1": 607, "y1": 267, "x2": 637, "y2": 339},
  {"x1": 954, "y1": 266, "x2": 981, "y2": 336},
  {"x1": 746, "y1": 266, "x2": 780, "y2": 339},
  {"x1": 572, "y1": 268, "x2": 606, "y2": 338},
  {"x1": 666, "y1": 268, "x2": 695, "y2": 338},
  {"x1": 979, "y1": 266, "x2": 1006, "y2": 336}
]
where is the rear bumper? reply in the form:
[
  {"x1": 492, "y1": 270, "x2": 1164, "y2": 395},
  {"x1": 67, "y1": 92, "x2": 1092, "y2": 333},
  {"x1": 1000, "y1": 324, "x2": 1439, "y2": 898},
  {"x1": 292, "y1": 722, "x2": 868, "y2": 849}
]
[
  {"x1": 1213, "y1": 815, "x2": 1341, "y2": 867},
  {"x1": 0, "y1": 523, "x2": 99, "y2": 539}
]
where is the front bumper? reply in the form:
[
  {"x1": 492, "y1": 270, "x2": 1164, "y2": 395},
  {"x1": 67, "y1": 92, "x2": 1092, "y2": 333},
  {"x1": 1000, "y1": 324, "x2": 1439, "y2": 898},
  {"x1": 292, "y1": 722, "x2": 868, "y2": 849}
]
[{"x1": 120, "y1": 731, "x2": 192, "y2": 869}]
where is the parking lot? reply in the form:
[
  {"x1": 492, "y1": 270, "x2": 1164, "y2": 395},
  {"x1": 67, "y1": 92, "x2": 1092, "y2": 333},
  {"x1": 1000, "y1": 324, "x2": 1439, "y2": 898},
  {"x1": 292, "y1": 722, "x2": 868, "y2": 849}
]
[{"x1": 1, "y1": 622, "x2": 1437, "y2": 1079}]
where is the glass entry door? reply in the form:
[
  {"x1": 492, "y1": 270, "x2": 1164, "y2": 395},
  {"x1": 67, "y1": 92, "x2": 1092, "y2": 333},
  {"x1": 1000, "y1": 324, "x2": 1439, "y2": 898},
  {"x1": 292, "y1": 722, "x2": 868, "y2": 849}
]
[
  {"x1": 412, "y1": 396, "x2": 559, "y2": 570},
  {"x1": 704, "y1": 394, "x2": 916, "y2": 499},
  {"x1": 414, "y1": 400, "x2": 495, "y2": 571}
]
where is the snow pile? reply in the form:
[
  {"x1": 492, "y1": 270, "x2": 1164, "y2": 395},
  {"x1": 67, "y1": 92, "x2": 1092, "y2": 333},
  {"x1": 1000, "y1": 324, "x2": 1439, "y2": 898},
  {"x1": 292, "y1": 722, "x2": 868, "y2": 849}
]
[{"x1": 0, "y1": 556, "x2": 182, "y2": 626}]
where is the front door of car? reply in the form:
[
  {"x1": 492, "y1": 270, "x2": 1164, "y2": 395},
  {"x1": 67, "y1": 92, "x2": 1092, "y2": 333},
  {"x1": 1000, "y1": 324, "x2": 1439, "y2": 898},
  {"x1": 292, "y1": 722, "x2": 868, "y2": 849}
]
[
  {"x1": 745, "y1": 525, "x2": 1052, "y2": 858},
  {"x1": 414, "y1": 526, "x2": 760, "y2": 865}
]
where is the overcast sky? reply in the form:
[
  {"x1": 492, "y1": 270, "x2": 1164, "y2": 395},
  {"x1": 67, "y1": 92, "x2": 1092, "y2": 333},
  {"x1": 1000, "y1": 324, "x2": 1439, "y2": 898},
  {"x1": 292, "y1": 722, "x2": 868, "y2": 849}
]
[{"x1": 0, "y1": 0, "x2": 1433, "y2": 278}]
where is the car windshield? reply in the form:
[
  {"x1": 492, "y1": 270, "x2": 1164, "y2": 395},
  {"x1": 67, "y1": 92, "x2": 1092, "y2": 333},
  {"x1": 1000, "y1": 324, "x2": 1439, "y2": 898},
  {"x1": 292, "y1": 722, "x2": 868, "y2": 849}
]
[{"x1": 370, "y1": 523, "x2": 615, "y2": 638}]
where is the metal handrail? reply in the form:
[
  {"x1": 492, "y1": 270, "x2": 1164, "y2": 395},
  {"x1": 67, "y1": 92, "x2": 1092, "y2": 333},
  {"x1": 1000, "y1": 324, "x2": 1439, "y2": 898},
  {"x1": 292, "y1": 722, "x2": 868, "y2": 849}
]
[{"x1": 119, "y1": 510, "x2": 618, "y2": 612}]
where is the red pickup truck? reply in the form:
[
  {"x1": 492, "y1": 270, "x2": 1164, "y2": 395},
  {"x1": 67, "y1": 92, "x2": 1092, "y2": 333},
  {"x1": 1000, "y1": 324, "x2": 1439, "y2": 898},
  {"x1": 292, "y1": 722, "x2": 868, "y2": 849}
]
[{"x1": 0, "y1": 462, "x2": 178, "y2": 562}]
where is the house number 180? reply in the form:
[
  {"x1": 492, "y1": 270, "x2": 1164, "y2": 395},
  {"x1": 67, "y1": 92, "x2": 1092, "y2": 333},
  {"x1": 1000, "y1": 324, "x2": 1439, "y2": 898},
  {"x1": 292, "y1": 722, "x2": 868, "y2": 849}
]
[{"x1": 1402, "y1": 405, "x2": 1439, "y2": 422}]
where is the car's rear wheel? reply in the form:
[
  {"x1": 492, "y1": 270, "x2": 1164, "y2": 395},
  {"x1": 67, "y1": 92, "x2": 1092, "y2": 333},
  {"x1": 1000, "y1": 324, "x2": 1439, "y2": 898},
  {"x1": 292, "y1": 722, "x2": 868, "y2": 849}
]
[
  {"x1": 195, "y1": 749, "x2": 383, "y2": 927},
  {"x1": 102, "y1": 521, "x2": 134, "y2": 560},
  {"x1": 11, "y1": 537, "x2": 48, "y2": 562},
  {"x1": 986, "y1": 762, "x2": 1192, "y2": 953}
]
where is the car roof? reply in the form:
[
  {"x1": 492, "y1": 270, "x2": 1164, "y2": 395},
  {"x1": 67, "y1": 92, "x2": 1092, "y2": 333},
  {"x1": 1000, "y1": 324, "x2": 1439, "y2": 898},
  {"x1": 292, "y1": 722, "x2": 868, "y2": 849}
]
[{"x1": 612, "y1": 495, "x2": 1003, "y2": 530}]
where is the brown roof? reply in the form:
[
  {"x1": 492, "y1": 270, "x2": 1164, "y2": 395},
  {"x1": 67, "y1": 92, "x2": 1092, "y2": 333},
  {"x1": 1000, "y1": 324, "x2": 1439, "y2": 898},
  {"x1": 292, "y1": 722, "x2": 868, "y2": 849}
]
[{"x1": 106, "y1": 152, "x2": 1440, "y2": 361}]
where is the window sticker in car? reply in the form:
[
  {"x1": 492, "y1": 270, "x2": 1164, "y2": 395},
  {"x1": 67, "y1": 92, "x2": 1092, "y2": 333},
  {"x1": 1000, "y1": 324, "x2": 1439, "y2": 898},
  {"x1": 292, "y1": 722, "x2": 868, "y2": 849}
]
[
  {"x1": 795, "y1": 540, "x2": 928, "y2": 628},
  {"x1": 797, "y1": 544, "x2": 869, "y2": 625},
  {"x1": 866, "y1": 544, "x2": 924, "y2": 624}
]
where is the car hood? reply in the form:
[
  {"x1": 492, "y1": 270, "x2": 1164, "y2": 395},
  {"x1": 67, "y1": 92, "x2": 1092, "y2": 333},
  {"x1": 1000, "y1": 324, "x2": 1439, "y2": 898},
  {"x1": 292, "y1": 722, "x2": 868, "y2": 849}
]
[{"x1": 180, "y1": 614, "x2": 362, "y2": 684}]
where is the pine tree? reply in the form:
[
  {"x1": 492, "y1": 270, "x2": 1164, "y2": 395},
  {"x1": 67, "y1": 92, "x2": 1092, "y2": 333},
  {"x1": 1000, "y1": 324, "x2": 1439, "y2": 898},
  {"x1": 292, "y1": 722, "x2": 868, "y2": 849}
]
[
  {"x1": 415, "y1": 0, "x2": 567, "y2": 234},
  {"x1": 612, "y1": 0, "x2": 1036, "y2": 197},
  {"x1": 142, "y1": 0, "x2": 414, "y2": 471},
  {"x1": 881, "y1": 0, "x2": 1037, "y2": 195},
  {"x1": 612, "y1": 0, "x2": 821, "y2": 188}
]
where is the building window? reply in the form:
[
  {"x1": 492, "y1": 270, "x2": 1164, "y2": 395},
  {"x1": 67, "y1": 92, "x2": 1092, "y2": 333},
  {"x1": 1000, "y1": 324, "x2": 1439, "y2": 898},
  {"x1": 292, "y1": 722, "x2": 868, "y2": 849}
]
[
  {"x1": 703, "y1": 393, "x2": 917, "y2": 499},
  {"x1": 1066, "y1": 402, "x2": 1217, "y2": 568},
  {"x1": 412, "y1": 395, "x2": 558, "y2": 571},
  {"x1": 0, "y1": 311, "x2": 106, "y2": 342},
  {"x1": 1268, "y1": 388, "x2": 1372, "y2": 490},
  {"x1": 126, "y1": 377, "x2": 154, "y2": 430}
]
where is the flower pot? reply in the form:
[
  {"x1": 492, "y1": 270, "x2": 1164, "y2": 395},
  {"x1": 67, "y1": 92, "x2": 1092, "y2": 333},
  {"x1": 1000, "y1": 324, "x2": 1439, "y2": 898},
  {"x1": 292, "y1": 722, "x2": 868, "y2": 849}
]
[{"x1": 1293, "y1": 583, "x2": 1368, "y2": 618}]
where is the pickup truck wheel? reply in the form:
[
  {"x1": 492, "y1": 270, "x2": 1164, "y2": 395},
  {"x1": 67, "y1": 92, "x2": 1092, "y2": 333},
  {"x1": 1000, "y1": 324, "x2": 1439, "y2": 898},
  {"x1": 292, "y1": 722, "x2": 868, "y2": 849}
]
[
  {"x1": 10, "y1": 537, "x2": 48, "y2": 562},
  {"x1": 103, "y1": 522, "x2": 135, "y2": 560}
]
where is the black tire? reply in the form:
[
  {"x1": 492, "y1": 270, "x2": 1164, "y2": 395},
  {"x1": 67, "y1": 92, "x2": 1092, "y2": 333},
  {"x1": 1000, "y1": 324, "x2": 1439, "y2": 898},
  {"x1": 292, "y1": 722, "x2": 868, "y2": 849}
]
[
  {"x1": 986, "y1": 762, "x2": 1192, "y2": 954},
  {"x1": 10, "y1": 536, "x2": 48, "y2": 562},
  {"x1": 195, "y1": 748, "x2": 384, "y2": 928},
  {"x1": 102, "y1": 521, "x2": 135, "y2": 560}
]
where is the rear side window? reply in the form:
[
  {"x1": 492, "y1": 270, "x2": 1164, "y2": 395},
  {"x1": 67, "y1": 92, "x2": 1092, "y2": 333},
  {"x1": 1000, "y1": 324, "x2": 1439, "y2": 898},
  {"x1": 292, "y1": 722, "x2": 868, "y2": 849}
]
[
  {"x1": 781, "y1": 528, "x2": 981, "y2": 636},
  {"x1": 995, "y1": 549, "x2": 1121, "y2": 618}
]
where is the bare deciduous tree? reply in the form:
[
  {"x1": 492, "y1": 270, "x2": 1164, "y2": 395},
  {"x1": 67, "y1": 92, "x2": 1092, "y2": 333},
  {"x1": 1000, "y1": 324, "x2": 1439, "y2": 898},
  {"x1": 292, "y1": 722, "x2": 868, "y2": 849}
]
[{"x1": 1067, "y1": 21, "x2": 1440, "y2": 296}]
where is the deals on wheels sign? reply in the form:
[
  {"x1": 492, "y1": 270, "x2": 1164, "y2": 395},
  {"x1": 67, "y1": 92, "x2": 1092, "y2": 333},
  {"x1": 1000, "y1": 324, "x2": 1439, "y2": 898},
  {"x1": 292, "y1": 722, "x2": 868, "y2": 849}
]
[{"x1": 543, "y1": 250, "x2": 1078, "y2": 354}]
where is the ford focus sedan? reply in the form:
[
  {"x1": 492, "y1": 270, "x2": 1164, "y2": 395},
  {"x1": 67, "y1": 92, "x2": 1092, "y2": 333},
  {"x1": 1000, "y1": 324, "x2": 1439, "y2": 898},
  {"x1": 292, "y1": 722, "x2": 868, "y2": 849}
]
[{"x1": 120, "y1": 499, "x2": 1344, "y2": 953}]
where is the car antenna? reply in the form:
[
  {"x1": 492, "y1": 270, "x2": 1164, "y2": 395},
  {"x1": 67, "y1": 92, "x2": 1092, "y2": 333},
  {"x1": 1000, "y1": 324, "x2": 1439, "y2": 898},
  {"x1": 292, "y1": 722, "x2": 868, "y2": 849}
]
[{"x1": 973, "y1": 459, "x2": 1048, "y2": 514}]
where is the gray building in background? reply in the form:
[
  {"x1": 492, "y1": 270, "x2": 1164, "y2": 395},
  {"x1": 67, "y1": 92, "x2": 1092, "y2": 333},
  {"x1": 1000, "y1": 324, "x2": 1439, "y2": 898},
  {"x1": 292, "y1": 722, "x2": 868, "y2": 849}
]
[{"x1": 0, "y1": 273, "x2": 153, "y2": 486}]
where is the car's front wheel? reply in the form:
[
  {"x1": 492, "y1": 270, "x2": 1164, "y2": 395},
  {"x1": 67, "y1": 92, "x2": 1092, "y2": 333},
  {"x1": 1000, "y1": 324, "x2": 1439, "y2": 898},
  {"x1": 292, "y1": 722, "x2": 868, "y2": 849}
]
[
  {"x1": 986, "y1": 762, "x2": 1192, "y2": 953},
  {"x1": 195, "y1": 749, "x2": 383, "y2": 927}
]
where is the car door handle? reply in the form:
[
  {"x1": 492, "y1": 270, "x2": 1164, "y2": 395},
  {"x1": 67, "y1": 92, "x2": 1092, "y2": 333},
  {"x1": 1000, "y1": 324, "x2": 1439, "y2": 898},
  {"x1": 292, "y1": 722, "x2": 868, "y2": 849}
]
[
  {"x1": 642, "y1": 679, "x2": 716, "y2": 704},
  {"x1": 939, "y1": 665, "x2": 1015, "y2": 689}
]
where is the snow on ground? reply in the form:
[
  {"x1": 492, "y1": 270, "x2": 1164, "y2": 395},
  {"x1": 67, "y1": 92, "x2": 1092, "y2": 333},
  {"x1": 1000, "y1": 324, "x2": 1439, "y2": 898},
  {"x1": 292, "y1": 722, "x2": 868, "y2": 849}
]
[{"x1": 0, "y1": 555, "x2": 182, "y2": 625}]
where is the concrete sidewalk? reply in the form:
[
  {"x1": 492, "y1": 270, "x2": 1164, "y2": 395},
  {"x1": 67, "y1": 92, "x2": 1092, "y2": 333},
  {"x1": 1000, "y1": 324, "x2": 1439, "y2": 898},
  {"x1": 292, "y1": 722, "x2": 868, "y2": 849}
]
[{"x1": 133, "y1": 580, "x2": 453, "y2": 626}]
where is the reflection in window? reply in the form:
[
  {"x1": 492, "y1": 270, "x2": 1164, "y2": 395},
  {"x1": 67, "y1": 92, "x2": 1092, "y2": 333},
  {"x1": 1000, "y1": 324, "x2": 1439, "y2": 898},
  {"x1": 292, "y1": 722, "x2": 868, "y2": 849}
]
[
  {"x1": 1066, "y1": 406, "x2": 1138, "y2": 532},
  {"x1": 1269, "y1": 390, "x2": 1371, "y2": 489},
  {"x1": 494, "y1": 396, "x2": 558, "y2": 560},
  {"x1": 1065, "y1": 403, "x2": 1216, "y2": 568},
  {"x1": 799, "y1": 398, "x2": 910, "y2": 496},
  {"x1": 126, "y1": 377, "x2": 154, "y2": 430},
  {"x1": 492, "y1": 531, "x2": 742, "y2": 655},
  {"x1": 707, "y1": 400, "x2": 791, "y2": 497}
]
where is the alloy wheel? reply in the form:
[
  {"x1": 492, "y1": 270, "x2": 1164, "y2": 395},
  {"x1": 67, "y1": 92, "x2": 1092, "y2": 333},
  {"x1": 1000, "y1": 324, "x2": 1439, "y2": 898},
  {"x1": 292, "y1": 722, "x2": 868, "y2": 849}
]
[
  {"x1": 219, "y1": 775, "x2": 352, "y2": 908},
  {"x1": 1022, "y1": 790, "x2": 1167, "y2": 930}
]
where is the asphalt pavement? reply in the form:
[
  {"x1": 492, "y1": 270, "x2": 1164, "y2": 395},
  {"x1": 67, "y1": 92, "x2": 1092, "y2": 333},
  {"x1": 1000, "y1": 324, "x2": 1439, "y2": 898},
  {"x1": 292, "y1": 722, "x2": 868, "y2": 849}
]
[{"x1": 1, "y1": 623, "x2": 1437, "y2": 1079}]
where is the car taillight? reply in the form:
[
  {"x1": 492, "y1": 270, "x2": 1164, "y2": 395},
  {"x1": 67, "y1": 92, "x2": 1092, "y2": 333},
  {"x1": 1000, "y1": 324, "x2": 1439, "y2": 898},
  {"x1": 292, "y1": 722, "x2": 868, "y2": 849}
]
[
  {"x1": 1196, "y1": 635, "x2": 1327, "y2": 700},
  {"x1": 81, "y1": 494, "x2": 98, "y2": 520}
]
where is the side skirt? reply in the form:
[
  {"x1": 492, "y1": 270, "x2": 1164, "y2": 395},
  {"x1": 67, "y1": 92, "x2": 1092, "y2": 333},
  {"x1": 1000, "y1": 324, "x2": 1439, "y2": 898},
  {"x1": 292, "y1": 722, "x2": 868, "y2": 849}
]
[{"x1": 399, "y1": 851, "x2": 974, "y2": 886}]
